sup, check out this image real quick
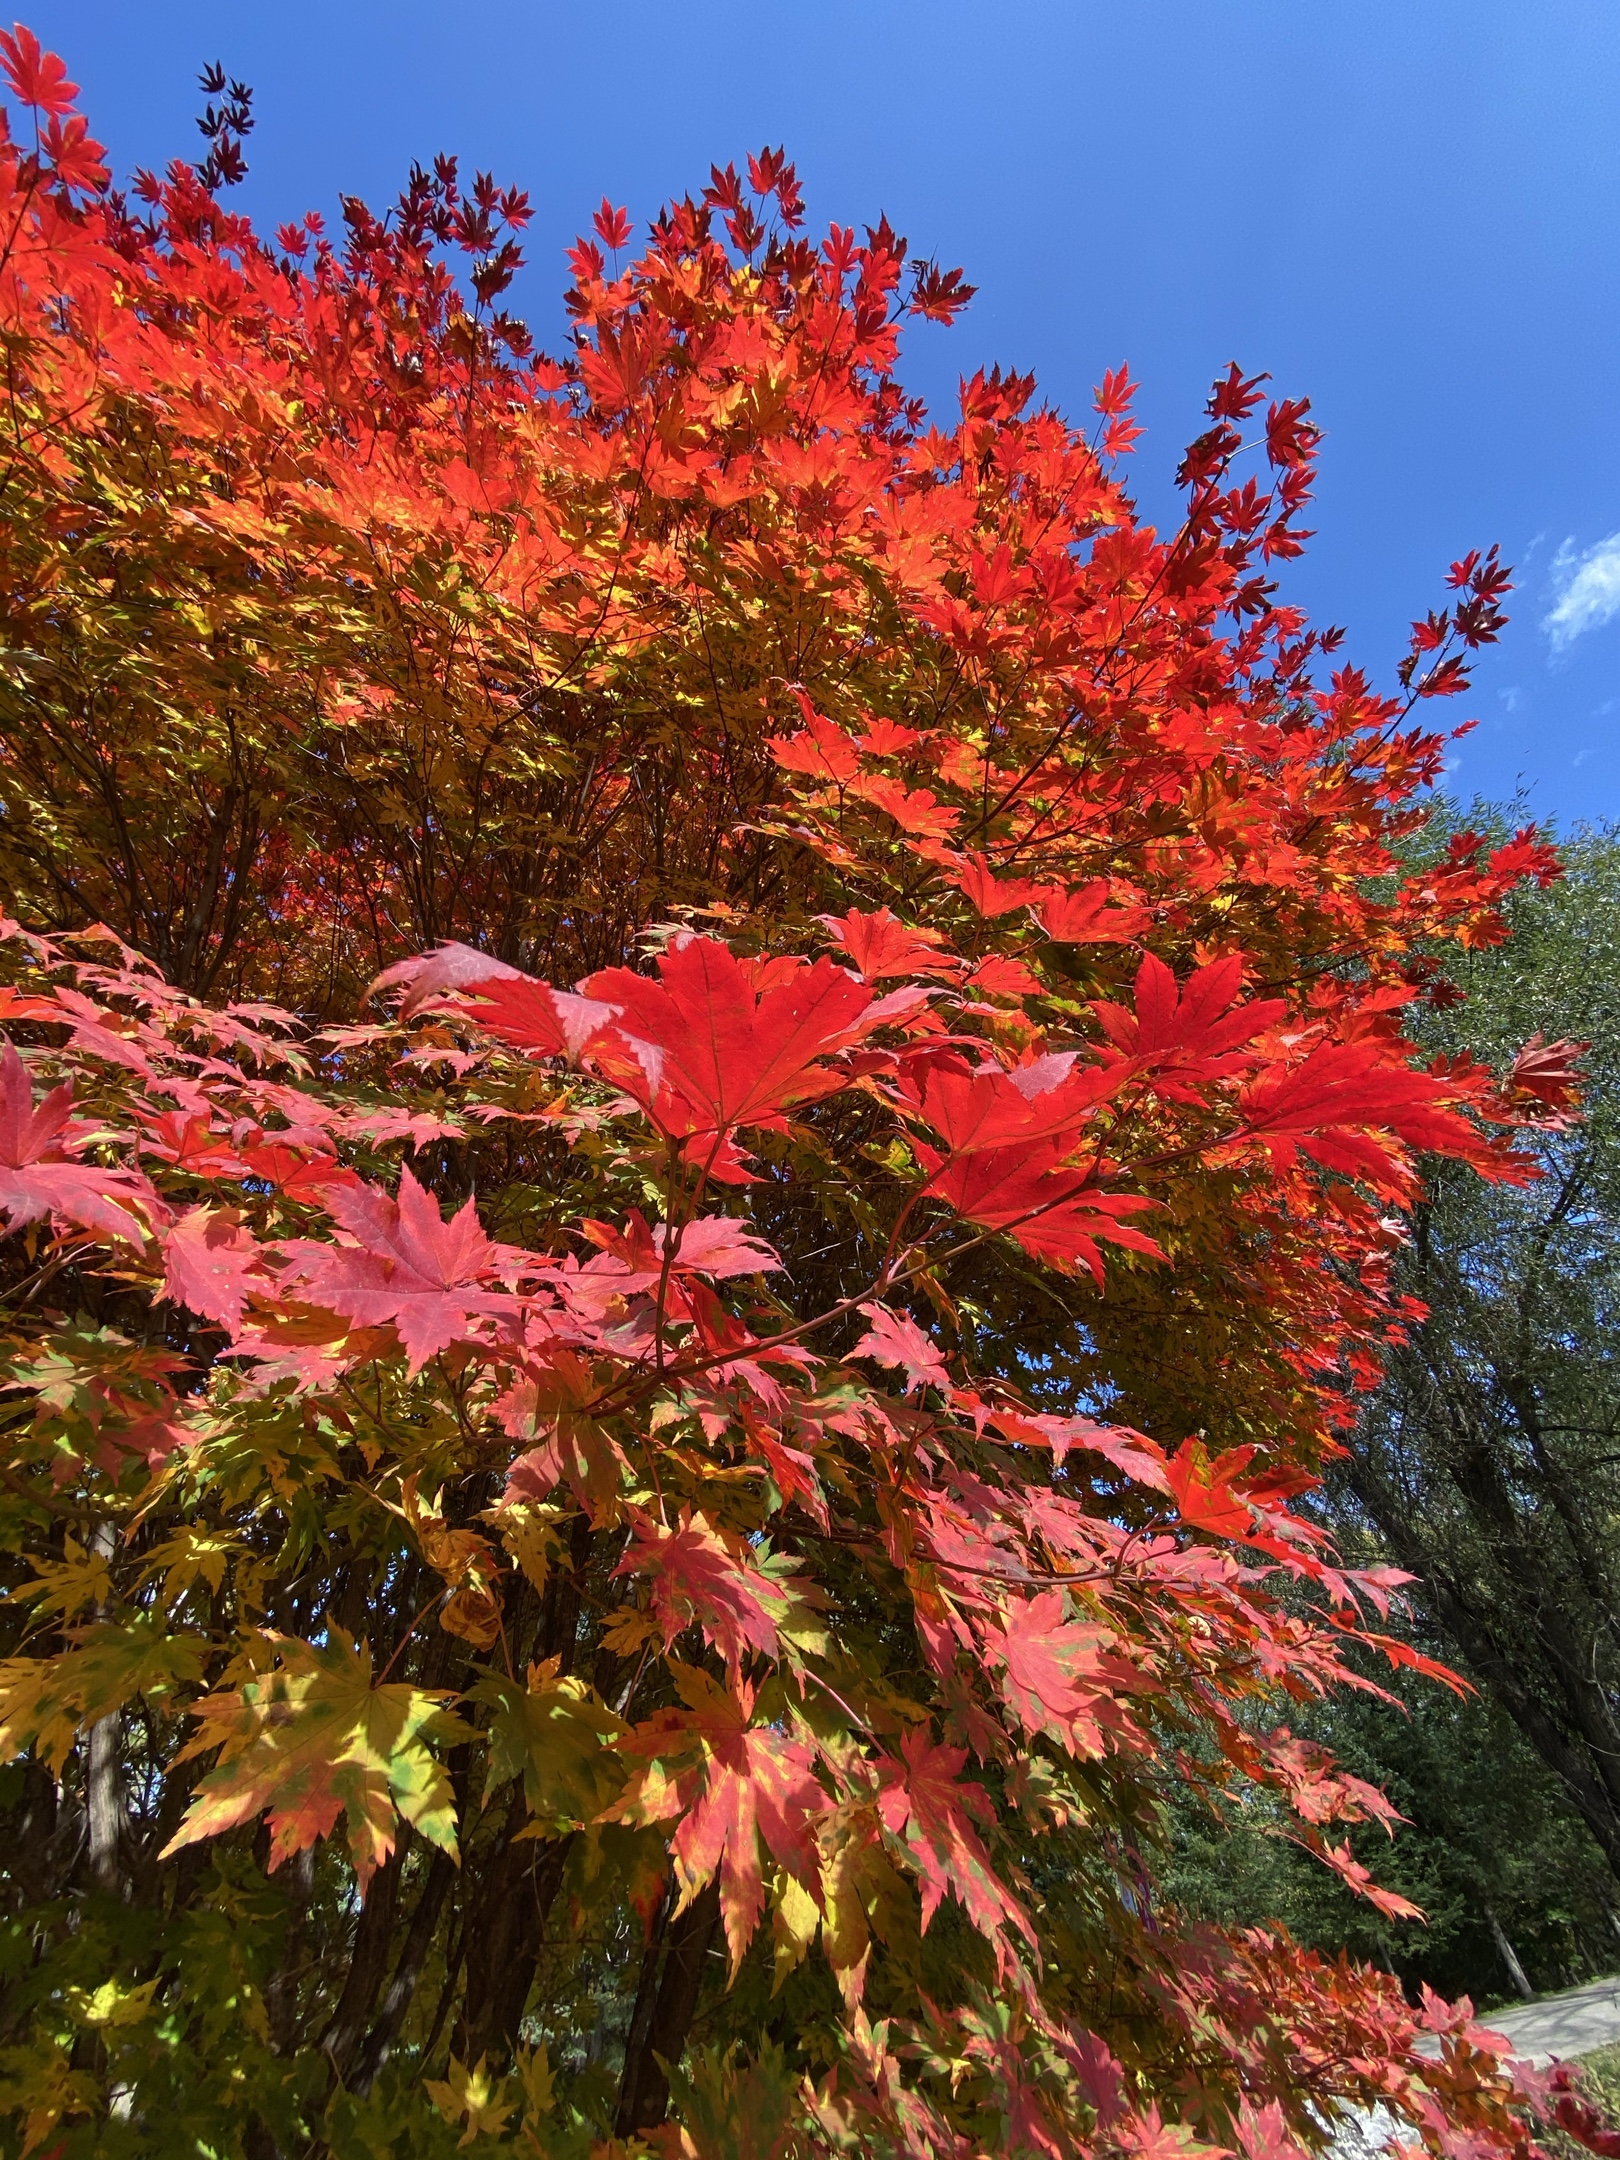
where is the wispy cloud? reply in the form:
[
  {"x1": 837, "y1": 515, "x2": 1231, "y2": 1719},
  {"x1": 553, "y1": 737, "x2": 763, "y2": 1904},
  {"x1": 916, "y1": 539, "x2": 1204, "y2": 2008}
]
[{"x1": 1544, "y1": 533, "x2": 1620, "y2": 651}]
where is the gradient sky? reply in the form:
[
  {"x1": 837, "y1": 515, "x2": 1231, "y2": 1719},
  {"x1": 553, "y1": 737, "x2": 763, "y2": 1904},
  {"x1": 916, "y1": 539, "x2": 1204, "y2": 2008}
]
[{"x1": 29, "y1": 0, "x2": 1620, "y2": 829}]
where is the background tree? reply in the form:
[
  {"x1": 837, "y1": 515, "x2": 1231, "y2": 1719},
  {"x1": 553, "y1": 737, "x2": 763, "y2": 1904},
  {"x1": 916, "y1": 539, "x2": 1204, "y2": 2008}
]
[
  {"x1": 1336, "y1": 820, "x2": 1620, "y2": 1884},
  {"x1": 1164, "y1": 817, "x2": 1620, "y2": 2012},
  {"x1": 1165, "y1": 1608, "x2": 1620, "y2": 2007}
]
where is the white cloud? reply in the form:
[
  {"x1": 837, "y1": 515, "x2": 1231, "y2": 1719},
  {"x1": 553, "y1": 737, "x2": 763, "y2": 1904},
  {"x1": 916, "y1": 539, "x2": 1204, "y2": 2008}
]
[{"x1": 1544, "y1": 533, "x2": 1620, "y2": 651}]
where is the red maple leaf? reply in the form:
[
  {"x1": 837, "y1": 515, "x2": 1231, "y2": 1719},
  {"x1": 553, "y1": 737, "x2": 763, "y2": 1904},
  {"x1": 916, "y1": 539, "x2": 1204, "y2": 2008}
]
[
  {"x1": 856, "y1": 716, "x2": 922, "y2": 756},
  {"x1": 592, "y1": 198, "x2": 632, "y2": 250},
  {"x1": 138, "y1": 1110, "x2": 247, "y2": 1178},
  {"x1": 580, "y1": 1209, "x2": 782, "y2": 1285},
  {"x1": 1550, "y1": 2068, "x2": 1620, "y2": 2159},
  {"x1": 907, "y1": 1056, "x2": 1158, "y2": 1274},
  {"x1": 1237, "y1": 2099, "x2": 1313, "y2": 2160},
  {"x1": 616, "y1": 1513, "x2": 796, "y2": 1677},
  {"x1": 0, "y1": 26, "x2": 78, "y2": 116},
  {"x1": 294, "y1": 1167, "x2": 514, "y2": 1371},
  {"x1": 615, "y1": 1669, "x2": 824, "y2": 1976},
  {"x1": 1165, "y1": 1438, "x2": 1255, "y2": 1538},
  {"x1": 1238, "y1": 1041, "x2": 1477, "y2": 1158},
  {"x1": 0, "y1": 1039, "x2": 74, "y2": 1164},
  {"x1": 42, "y1": 110, "x2": 107, "y2": 194},
  {"x1": 1312, "y1": 1837, "x2": 1422, "y2": 1921},
  {"x1": 1037, "y1": 881, "x2": 1150, "y2": 945},
  {"x1": 1092, "y1": 953, "x2": 1286, "y2": 1096},
  {"x1": 848, "y1": 772, "x2": 961, "y2": 839},
  {"x1": 817, "y1": 907, "x2": 958, "y2": 982},
  {"x1": 241, "y1": 1141, "x2": 356, "y2": 1199},
  {"x1": 767, "y1": 691, "x2": 861, "y2": 784},
  {"x1": 962, "y1": 956, "x2": 1041, "y2": 1001},
  {"x1": 1507, "y1": 1031, "x2": 1587, "y2": 1125},
  {"x1": 163, "y1": 1206, "x2": 266, "y2": 1332},
  {"x1": 876, "y1": 1729, "x2": 1035, "y2": 1963},
  {"x1": 988, "y1": 1590, "x2": 1152, "y2": 1756},
  {"x1": 951, "y1": 854, "x2": 1047, "y2": 918},
  {"x1": 583, "y1": 937, "x2": 879, "y2": 1147},
  {"x1": 0, "y1": 1039, "x2": 155, "y2": 1246},
  {"x1": 455, "y1": 975, "x2": 617, "y2": 1063},
  {"x1": 366, "y1": 940, "x2": 522, "y2": 1021},
  {"x1": 852, "y1": 1302, "x2": 949, "y2": 1395},
  {"x1": 921, "y1": 1139, "x2": 1162, "y2": 1278},
  {"x1": 917, "y1": 1058, "x2": 1119, "y2": 1156}
]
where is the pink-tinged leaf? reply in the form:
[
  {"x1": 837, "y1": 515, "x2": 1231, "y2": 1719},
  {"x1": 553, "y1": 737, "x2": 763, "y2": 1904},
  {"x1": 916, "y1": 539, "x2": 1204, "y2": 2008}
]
[
  {"x1": 0, "y1": 1041, "x2": 74, "y2": 1166},
  {"x1": 293, "y1": 1167, "x2": 511, "y2": 1371},
  {"x1": 988, "y1": 1590, "x2": 1154, "y2": 1756},
  {"x1": 853, "y1": 1303, "x2": 948, "y2": 1395},
  {"x1": 0, "y1": 1162, "x2": 154, "y2": 1247},
  {"x1": 1312, "y1": 1836, "x2": 1423, "y2": 1921},
  {"x1": 612, "y1": 1670, "x2": 824, "y2": 1976},
  {"x1": 1057, "y1": 2029, "x2": 1126, "y2": 2129},
  {"x1": 876, "y1": 1729, "x2": 1036, "y2": 1965},
  {"x1": 658, "y1": 1215, "x2": 782, "y2": 1277},
  {"x1": 1237, "y1": 2098, "x2": 1313, "y2": 2160},
  {"x1": 616, "y1": 1513, "x2": 796, "y2": 1677},
  {"x1": 163, "y1": 1207, "x2": 265, "y2": 1331},
  {"x1": 991, "y1": 1408, "x2": 1171, "y2": 1491},
  {"x1": 332, "y1": 1106, "x2": 465, "y2": 1149},
  {"x1": 455, "y1": 976, "x2": 618, "y2": 1063},
  {"x1": 366, "y1": 941, "x2": 522, "y2": 1021},
  {"x1": 580, "y1": 1210, "x2": 782, "y2": 1283},
  {"x1": 0, "y1": 1045, "x2": 156, "y2": 1244}
]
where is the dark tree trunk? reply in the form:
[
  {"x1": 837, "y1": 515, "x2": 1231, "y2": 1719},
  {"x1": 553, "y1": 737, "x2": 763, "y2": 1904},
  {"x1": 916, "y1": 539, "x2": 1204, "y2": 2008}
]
[{"x1": 615, "y1": 1878, "x2": 722, "y2": 2135}]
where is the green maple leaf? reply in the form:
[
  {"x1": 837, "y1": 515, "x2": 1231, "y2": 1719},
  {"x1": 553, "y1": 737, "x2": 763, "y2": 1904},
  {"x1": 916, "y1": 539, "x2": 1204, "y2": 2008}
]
[
  {"x1": 472, "y1": 1658, "x2": 624, "y2": 1829},
  {"x1": 0, "y1": 1616, "x2": 206, "y2": 1775},
  {"x1": 162, "y1": 1630, "x2": 468, "y2": 1890},
  {"x1": 424, "y1": 2053, "x2": 513, "y2": 2146}
]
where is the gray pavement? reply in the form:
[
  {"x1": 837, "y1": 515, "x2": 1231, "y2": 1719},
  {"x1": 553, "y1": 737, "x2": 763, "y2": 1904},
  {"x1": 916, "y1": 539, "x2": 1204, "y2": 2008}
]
[
  {"x1": 1464, "y1": 1973, "x2": 1620, "y2": 2067},
  {"x1": 1329, "y1": 1974, "x2": 1620, "y2": 2159}
]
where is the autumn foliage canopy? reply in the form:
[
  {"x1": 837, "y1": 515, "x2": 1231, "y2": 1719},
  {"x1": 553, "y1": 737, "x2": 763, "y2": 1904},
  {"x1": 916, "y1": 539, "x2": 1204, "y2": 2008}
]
[{"x1": 0, "y1": 26, "x2": 1585, "y2": 2160}]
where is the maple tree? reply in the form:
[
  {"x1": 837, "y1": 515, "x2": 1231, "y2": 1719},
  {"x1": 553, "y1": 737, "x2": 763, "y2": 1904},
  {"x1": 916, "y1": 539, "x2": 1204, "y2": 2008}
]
[{"x1": 0, "y1": 25, "x2": 1590, "y2": 2160}]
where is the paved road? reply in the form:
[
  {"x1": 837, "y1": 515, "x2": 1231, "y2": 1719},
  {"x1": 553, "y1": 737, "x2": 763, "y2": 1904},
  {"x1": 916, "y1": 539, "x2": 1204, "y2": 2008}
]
[
  {"x1": 1467, "y1": 1973, "x2": 1620, "y2": 2066},
  {"x1": 1330, "y1": 1975, "x2": 1620, "y2": 2158}
]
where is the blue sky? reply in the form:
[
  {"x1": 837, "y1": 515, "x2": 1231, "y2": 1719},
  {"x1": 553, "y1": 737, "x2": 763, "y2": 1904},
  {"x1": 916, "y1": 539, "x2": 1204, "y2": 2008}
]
[{"x1": 31, "y1": 0, "x2": 1620, "y2": 829}]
